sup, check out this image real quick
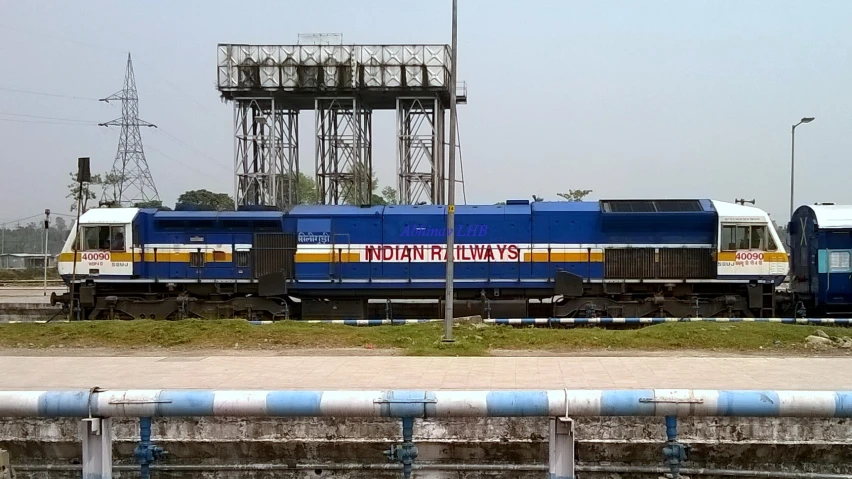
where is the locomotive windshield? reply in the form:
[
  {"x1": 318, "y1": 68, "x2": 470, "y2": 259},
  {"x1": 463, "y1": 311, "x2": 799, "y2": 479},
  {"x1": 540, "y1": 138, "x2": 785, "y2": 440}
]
[
  {"x1": 720, "y1": 224, "x2": 778, "y2": 251},
  {"x1": 79, "y1": 225, "x2": 126, "y2": 251}
]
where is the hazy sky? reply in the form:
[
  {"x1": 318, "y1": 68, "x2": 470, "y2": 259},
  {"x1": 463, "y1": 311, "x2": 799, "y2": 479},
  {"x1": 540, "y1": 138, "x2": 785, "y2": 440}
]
[{"x1": 0, "y1": 0, "x2": 850, "y2": 226}]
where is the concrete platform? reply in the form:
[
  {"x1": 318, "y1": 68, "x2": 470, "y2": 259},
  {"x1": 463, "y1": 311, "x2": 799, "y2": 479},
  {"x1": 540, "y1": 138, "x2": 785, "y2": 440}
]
[
  {"x1": 0, "y1": 287, "x2": 64, "y2": 304},
  {"x1": 1, "y1": 354, "x2": 849, "y2": 390}
]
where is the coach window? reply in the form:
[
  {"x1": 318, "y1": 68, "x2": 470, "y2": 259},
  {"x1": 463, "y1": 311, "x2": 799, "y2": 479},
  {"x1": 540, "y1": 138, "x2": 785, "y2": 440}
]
[{"x1": 829, "y1": 251, "x2": 852, "y2": 272}]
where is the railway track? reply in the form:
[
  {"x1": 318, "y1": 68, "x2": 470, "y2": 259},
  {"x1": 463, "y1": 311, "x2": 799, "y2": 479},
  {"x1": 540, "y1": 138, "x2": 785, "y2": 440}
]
[{"x1": 0, "y1": 279, "x2": 64, "y2": 287}]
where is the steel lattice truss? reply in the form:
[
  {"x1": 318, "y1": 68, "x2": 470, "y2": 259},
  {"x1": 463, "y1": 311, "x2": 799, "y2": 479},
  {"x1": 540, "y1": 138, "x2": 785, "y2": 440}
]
[
  {"x1": 397, "y1": 97, "x2": 445, "y2": 205},
  {"x1": 234, "y1": 99, "x2": 299, "y2": 208},
  {"x1": 315, "y1": 98, "x2": 373, "y2": 206},
  {"x1": 100, "y1": 53, "x2": 159, "y2": 207}
]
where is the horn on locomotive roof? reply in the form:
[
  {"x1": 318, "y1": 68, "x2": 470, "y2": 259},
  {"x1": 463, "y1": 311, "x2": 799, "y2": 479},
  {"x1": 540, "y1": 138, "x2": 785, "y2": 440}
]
[{"x1": 735, "y1": 198, "x2": 756, "y2": 205}]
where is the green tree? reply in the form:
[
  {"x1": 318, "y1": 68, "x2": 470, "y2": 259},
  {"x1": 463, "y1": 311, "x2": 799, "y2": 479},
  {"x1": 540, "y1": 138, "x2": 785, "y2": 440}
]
[
  {"x1": 0, "y1": 219, "x2": 72, "y2": 255},
  {"x1": 66, "y1": 171, "x2": 128, "y2": 212},
  {"x1": 556, "y1": 189, "x2": 593, "y2": 202},
  {"x1": 336, "y1": 164, "x2": 398, "y2": 206},
  {"x1": 379, "y1": 186, "x2": 399, "y2": 205},
  {"x1": 297, "y1": 173, "x2": 319, "y2": 205},
  {"x1": 281, "y1": 170, "x2": 398, "y2": 206},
  {"x1": 134, "y1": 200, "x2": 171, "y2": 211},
  {"x1": 177, "y1": 189, "x2": 235, "y2": 211},
  {"x1": 341, "y1": 162, "x2": 375, "y2": 205}
]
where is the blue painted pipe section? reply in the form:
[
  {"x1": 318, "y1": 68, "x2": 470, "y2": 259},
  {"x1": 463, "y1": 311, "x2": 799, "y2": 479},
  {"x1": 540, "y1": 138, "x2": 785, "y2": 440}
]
[
  {"x1": 665, "y1": 415, "x2": 677, "y2": 442},
  {"x1": 485, "y1": 317, "x2": 852, "y2": 326},
  {"x1": 248, "y1": 319, "x2": 439, "y2": 326},
  {"x1": 133, "y1": 417, "x2": 166, "y2": 478},
  {"x1": 663, "y1": 415, "x2": 687, "y2": 479},
  {"x1": 7, "y1": 317, "x2": 851, "y2": 326},
  {"x1": 239, "y1": 317, "x2": 852, "y2": 326},
  {"x1": 1, "y1": 389, "x2": 852, "y2": 419},
  {"x1": 136, "y1": 417, "x2": 153, "y2": 479}
]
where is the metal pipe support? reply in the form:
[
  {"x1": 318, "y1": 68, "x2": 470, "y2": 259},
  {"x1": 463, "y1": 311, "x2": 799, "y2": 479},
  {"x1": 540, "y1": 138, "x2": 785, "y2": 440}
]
[
  {"x1": 384, "y1": 417, "x2": 418, "y2": 479},
  {"x1": 133, "y1": 417, "x2": 166, "y2": 479},
  {"x1": 663, "y1": 415, "x2": 690, "y2": 479}
]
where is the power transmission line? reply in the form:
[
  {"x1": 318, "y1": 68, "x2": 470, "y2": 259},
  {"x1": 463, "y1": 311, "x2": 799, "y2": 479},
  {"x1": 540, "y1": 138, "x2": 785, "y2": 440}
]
[
  {"x1": 152, "y1": 128, "x2": 231, "y2": 171},
  {"x1": 0, "y1": 111, "x2": 98, "y2": 124},
  {"x1": 0, "y1": 24, "x2": 219, "y2": 117},
  {"x1": 144, "y1": 144, "x2": 226, "y2": 183},
  {"x1": 0, "y1": 118, "x2": 98, "y2": 126},
  {"x1": 0, "y1": 86, "x2": 103, "y2": 101},
  {"x1": 0, "y1": 213, "x2": 43, "y2": 226}
]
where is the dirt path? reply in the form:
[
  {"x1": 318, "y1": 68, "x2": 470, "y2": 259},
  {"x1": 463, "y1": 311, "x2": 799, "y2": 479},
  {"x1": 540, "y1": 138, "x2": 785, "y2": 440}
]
[{"x1": 0, "y1": 346, "x2": 847, "y2": 358}]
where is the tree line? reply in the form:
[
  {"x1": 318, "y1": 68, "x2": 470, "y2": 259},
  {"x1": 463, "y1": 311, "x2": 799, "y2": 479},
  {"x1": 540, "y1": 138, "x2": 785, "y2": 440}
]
[
  {"x1": 65, "y1": 169, "x2": 400, "y2": 212},
  {"x1": 0, "y1": 172, "x2": 593, "y2": 255},
  {"x1": 1, "y1": 216, "x2": 71, "y2": 255}
]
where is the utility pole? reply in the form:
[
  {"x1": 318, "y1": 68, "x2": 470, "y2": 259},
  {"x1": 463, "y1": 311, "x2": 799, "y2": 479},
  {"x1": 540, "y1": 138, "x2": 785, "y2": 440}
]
[
  {"x1": 443, "y1": 0, "x2": 458, "y2": 342},
  {"x1": 42, "y1": 209, "x2": 50, "y2": 296},
  {"x1": 69, "y1": 157, "x2": 90, "y2": 321},
  {"x1": 790, "y1": 117, "x2": 814, "y2": 218}
]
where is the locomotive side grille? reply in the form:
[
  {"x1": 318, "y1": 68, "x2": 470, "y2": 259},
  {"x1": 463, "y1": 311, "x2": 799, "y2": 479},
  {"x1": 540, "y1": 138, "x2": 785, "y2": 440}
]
[
  {"x1": 189, "y1": 251, "x2": 205, "y2": 268},
  {"x1": 253, "y1": 233, "x2": 296, "y2": 279},
  {"x1": 235, "y1": 251, "x2": 251, "y2": 268},
  {"x1": 660, "y1": 248, "x2": 716, "y2": 279},
  {"x1": 604, "y1": 248, "x2": 655, "y2": 279}
]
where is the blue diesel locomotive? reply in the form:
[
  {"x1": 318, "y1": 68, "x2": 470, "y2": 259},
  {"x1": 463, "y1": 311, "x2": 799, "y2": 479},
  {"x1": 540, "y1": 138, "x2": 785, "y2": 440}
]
[{"x1": 52, "y1": 198, "x2": 789, "y2": 320}]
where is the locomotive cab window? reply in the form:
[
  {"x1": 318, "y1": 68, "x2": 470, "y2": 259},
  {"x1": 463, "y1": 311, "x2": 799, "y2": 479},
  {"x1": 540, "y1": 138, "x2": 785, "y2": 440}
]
[
  {"x1": 80, "y1": 225, "x2": 127, "y2": 252},
  {"x1": 721, "y1": 224, "x2": 777, "y2": 251}
]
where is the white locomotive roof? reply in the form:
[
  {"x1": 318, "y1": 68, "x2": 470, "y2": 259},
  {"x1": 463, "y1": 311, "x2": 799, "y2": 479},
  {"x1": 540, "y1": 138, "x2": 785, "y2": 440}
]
[
  {"x1": 710, "y1": 200, "x2": 770, "y2": 222},
  {"x1": 805, "y1": 204, "x2": 852, "y2": 229},
  {"x1": 78, "y1": 207, "x2": 140, "y2": 225}
]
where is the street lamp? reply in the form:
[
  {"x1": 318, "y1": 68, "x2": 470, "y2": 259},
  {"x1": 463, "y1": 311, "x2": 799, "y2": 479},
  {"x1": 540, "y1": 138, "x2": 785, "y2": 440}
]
[{"x1": 790, "y1": 117, "x2": 814, "y2": 218}]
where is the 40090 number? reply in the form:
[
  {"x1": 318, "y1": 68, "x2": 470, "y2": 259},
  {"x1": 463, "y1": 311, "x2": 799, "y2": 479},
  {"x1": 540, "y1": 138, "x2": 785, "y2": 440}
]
[
  {"x1": 736, "y1": 252, "x2": 764, "y2": 261},
  {"x1": 81, "y1": 252, "x2": 110, "y2": 261}
]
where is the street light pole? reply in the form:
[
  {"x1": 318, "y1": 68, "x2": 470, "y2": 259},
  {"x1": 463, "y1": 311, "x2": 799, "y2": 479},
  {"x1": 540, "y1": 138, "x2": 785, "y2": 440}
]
[
  {"x1": 790, "y1": 117, "x2": 814, "y2": 219},
  {"x1": 443, "y1": 0, "x2": 458, "y2": 342}
]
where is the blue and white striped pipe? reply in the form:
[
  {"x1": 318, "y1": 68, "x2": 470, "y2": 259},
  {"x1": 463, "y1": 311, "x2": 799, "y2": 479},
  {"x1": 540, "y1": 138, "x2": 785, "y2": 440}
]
[
  {"x1": 484, "y1": 317, "x2": 852, "y2": 326},
  {"x1": 242, "y1": 317, "x2": 852, "y2": 326},
  {"x1": 0, "y1": 389, "x2": 850, "y2": 418},
  {"x1": 248, "y1": 319, "x2": 440, "y2": 326},
  {"x1": 4, "y1": 317, "x2": 851, "y2": 326}
]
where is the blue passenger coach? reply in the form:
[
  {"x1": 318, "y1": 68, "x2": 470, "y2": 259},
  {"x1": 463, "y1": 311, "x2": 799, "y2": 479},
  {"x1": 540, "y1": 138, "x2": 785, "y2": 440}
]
[{"x1": 789, "y1": 203, "x2": 852, "y2": 315}]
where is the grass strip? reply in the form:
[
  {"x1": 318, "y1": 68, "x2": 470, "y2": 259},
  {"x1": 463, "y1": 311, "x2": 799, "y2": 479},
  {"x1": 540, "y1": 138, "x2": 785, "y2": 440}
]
[{"x1": 0, "y1": 320, "x2": 849, "y2": 356}]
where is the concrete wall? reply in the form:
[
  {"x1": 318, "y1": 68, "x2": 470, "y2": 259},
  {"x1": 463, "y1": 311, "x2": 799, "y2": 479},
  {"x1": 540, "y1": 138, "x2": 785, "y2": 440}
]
[
  {"x1": 2, "y1": 416, "x2": 851, "y2": 478},
  {"x1": 0, "y1": 304, "x2": 62, "y2": 322}
]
